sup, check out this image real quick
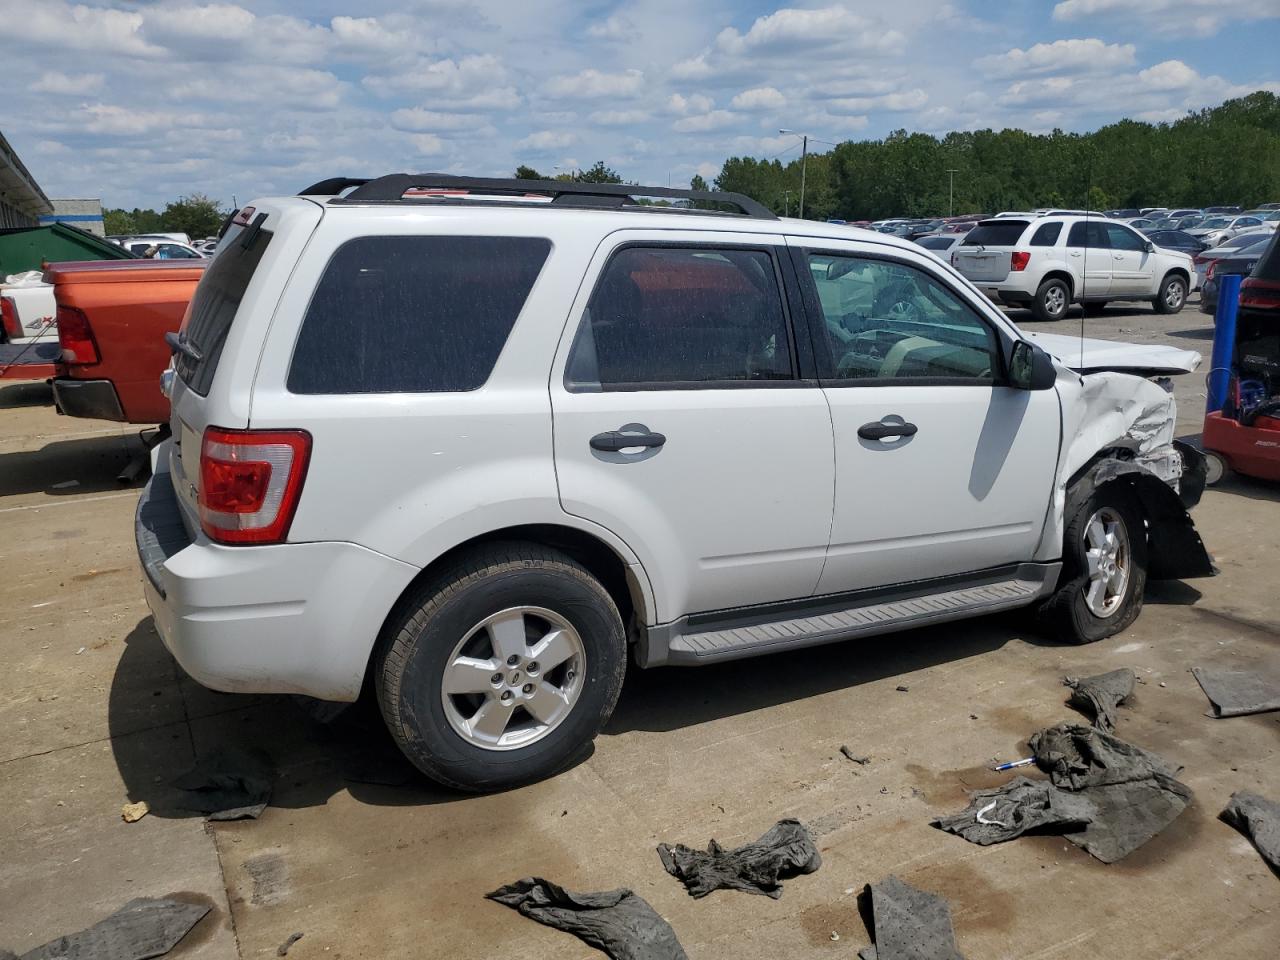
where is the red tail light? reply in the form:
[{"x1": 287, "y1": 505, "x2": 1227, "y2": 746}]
[
  {"x1": 0, "y1": 296, "x2": 19, "y2": 340},
  {"x1": 199, "y1": 427, "x2": 311, "y2": 545},
  {"x1": 1010, "y1": 251, "x2": 1031, "y2": 271},
  {"x1": 1241, "y1": 277, "x2": 1280, "y2": 309},
  {"x1": 1205, "y1": 261, "x2": 1217, "y2": 280},
  {"x1": 57, "y1": 305, "x2": 99, "y2": 364}
]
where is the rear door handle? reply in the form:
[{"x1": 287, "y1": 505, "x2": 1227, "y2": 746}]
[
  {"x1": 858, "y1": 420, "x2": 918, "y2": 441},
  {"x1": 590, "y1": 430, "x2": 666, "y2": 452}
]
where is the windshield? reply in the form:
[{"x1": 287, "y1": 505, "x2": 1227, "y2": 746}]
[
  {"x1": 1201, "y1": 217, "x2": 1232, "y2": 228},
  {"x1": 960, "y1": 221, "x2": 1028, "y2": 246}
]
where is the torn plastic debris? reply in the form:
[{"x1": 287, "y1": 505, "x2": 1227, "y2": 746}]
[
  {"x1": 172, "y1": 747, "x2": 273, "y2": 820},
  {"x1": 933, "y1": 776, "x2": 1094, "y2": 845},
  {"x1": 857, "y1": 875, "x2": 965, "y2": 960},
  {"x1": 1064, "y1": 668, "x2": 1136, "y2": 732},
  {"x1": 657, "y1": 818, "x2": 821, "y2": 900},
  {"x1": 1220, "y1": 791, "x2": 1280, "y2": 874},
  {"x1": 486, "y1": 878, "x2": 687, "y2": 960},
  {"x1": 1192, "y1": 667, "x2": 1280, "y2": 718},
  {"x1": 16, "y1": 896, "x2": 209, "y2": 960}
]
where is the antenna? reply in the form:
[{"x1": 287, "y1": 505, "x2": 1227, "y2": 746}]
[{"x1": 1081, "y1": 156, "x2": 1092, "y2": 371}]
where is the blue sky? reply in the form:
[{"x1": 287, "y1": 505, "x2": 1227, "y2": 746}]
[{"x1": 4, "y1": 0, "x2": 1278, "y2": 209}]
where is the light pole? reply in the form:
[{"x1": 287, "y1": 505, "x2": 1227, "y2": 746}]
[
  {"x1": 783, "y1": 189, "x2": 792, "y2": 217},
  {"x1": 946, "y1": 169, "x2": 959, "y2": 217},
  {"x1": 779, "y1": 130, "x2": 837, "y2": 219}
]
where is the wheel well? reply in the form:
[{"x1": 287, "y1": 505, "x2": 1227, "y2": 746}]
[
  {"x1": 1041, "y1": 271, "x2": 1075, "y2": 299},
  {"x1": 370, "y1": 525, "x2": 643, "y2": 679},
  {"x1": 1162, "y1": 267, "x2": 1190, "y2": 287}
]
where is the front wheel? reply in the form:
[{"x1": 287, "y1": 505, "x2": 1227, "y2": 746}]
[
  {"x1": 1032, "y1": 278, "x2": 1070, "y2": 322},
  {"x1": 1203, "y1": 450, "x2": 1228, "y2": 486},
  {"x1": 1039, "y1": 485, "x2": 1148, "y2": 644},
  {"x1": 1153, "y1": 274, "x2": 1187, "y2": 314},
  {"x1": 375, "y1": 543, "x2": 626, "y2": 791}
]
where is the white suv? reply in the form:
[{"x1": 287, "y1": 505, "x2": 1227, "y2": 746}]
[
  {"x1": 952, "y1": 216, "x2": 1196, "y2": 321},
  {"x1": 136, "y1": 176, "x2": 1213, "y2": 791}
]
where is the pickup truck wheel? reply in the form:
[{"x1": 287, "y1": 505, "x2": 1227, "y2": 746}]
[
  {"x1": 1040, "y1": 485, "x2": 1148, "y2": 644},
  {"x1": 375, "y1": 542, "x2": 626, "y2": 792},
  {"x1": 1153, "y1": 274, "x2": 1187, "y2": 314},
  {"x1": 1032, "y1": 278, "x2": 1070, "y2": 322}
]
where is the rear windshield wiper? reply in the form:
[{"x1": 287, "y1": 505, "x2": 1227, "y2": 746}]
[{"x1": 165, "y1": 331, "x2": 203, "y2": 362}]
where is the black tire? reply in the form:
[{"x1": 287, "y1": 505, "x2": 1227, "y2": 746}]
[
  {"x1": 375, "y1": 542, "x2": 626, "y2": 791},
  {"x1": 1152, "y1": 274, "x2": 1187, "y2": 314},
  {"x1": 1039, "y1": 484, "x2": 1148, "y2": 644},
  {"x1": 1032, "y1": 277, "x2": 1070, "y2": 322}
]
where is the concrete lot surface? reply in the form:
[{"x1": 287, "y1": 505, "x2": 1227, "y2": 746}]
[{"x1": 1, "y1": 302, "x2": 1277, "y2": 959}]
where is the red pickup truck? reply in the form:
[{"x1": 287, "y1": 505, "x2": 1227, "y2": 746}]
[{"x1": 46, "y1": 259, "x2": 205, "y2": 424}]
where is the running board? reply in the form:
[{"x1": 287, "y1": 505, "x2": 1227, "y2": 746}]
[{"x1": 643, "y1": 563, "x2": 1060, "y2": 666}]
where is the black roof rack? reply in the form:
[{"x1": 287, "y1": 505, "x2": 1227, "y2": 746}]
[{"x1": 314, "y1": 174, "x2": 776, "y2": 220}]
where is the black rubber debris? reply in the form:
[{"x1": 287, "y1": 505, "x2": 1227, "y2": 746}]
[
  {"x1": 17, "y1": 897, "x2": 209, "y2": 960},
  {"x1": 486, "y1": 878, "x2": 687, "y2": 960},
  {"x1": 1064, "y1": 668, "x2": 1135, "y2": 732},
  {"x1": 1029, "y1": 723, "x2": 1192, "y2": 863},
  {"x1": 1192, "y1": 667, "x2": 1280, "y2": 718},
  {"x1": 172, "y1": 747, "x2": 273, "y2": 820},
  {"x1": 1220, "y1": 791, "x2": 1280, "y2": 874},
  {"x1": 857, "y1": 875, "x2": 965, "y2": 960},
  {"x1": 841, "y1": 746, "x2": 871, "y2": 765},
  {"x1": 933, "y1": 775, "x2": 1094, "y2": 845},
  {"x1": 277, "y1": 932, "x2": 304, "y2": 956},
  {"x1": 656, "y1": 818, "x2": 821, "y2": 899}
]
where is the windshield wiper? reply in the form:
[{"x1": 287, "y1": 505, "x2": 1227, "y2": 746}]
[{"x1": 165, "y1": 331, "x2": 203, "y2": 362}]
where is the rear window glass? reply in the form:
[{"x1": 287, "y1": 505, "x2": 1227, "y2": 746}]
[
  {"x1": 288, "y1": 236, "x2": 550, "y2": 394},
  {"x1": 961, "y1": 221, "x2": 1028, "y2": 246},
  {"x1": 916, "y1": 236, "x2": 955, "y2": 249},
  {"x1": 176, "y1": 220, "x2": 272, "y2": 396},
  {"x1": 1029, "y1": 222, "x2": 1061, "y2": 246}
]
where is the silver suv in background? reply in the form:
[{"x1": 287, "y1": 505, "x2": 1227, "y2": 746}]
[{"x1": 952, "y1": 215, "x2": 1196, "y2": 321}]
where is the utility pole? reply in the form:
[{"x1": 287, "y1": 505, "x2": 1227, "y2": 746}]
[
  {"x1": 780, "y1": 129, "x2": 835, "y2": 219},
  {"x1": 783, "y1": 190, "x2": 791, "y2": 217},
  {"x1": 946, "y1": 169, "x2": 958, "y2": 217}
]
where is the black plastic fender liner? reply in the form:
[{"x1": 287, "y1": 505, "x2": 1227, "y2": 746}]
[
  {"x1": 1066, "y1": 456, "x2": 1215, "y2": 581},
  {"x1": 1173, "y1": 440, "x2": 1207, "y2": 508}
]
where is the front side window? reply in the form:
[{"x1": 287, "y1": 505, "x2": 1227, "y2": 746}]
[
  {"x1": 565, "y1": 247, "x2": 793, "y2": 389},
  {"x1": 289, "y1": 236, "x2": 550, "y2": 394},
  {"x1": 1104, "y1": 224, "x2": 1146, "y2": 252},
  {"x1": 807, "y1": 254, "x2": 997, "y2": 382}
]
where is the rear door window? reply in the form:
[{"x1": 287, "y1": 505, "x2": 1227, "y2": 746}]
[
  {"x1": 961, "y1": 221, "x2": 1028, "y2": 246},
  {"x1": 288, "y1": 236, "x2": 551, "y2": 394},
  {"x1": 1067, "y1": 222, "x2": 1110, "y2": 249},
  {"x1": 565, "y1": 246, "x2": 794, "y2": 389},
  {"x1": 176, "y1": 221, "x2": 273, "y2": 395}
]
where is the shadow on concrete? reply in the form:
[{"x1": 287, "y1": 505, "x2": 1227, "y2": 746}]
[
  {"x1": 0, "y1": 433, "x2": 144, "y2": 496},
  {"x1": 1166, "y1": 326, "x2": 1215, "y2": 341},
  {"x1": 606, "y1": 612, "x2": 1055, "y2": 736},
  {"x1": 0, "y1": 380, "x2": 54, "y2": 409}
]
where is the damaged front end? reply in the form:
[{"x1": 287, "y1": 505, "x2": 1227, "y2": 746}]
[{"x1": 1048, "y1": 370, "x2": 1214, "y2": 580}]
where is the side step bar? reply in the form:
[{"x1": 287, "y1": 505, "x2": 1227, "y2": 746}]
[{"x1": 642, "y1": 563, "x2": 1060, "y2": 666}]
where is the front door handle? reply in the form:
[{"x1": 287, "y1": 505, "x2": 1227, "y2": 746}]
[
  {"x1": 858, "y1": 420, "x2": 918, "y2": 441},
  {"x1": 590, "y1": 430, "x2": 666, "y2": 452}
]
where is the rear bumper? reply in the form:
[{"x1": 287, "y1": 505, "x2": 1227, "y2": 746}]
[
  {"x1": 52, "y1": 378, "x2": 124, "y2": 420},
  {"x1": 1203, "y1": 412, "x2": 1280, "y2": 482},
  {"x1": 136, "y1": 451, "x2": 420, "y2": 701}
]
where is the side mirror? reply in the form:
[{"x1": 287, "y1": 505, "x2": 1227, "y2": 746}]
[
  {"x1": 1144, "y1": 240, "x2": 1155, "y2": 252},
  {"x1": 1009, "y1": 340, "x2": 1057, "y2": 391}
]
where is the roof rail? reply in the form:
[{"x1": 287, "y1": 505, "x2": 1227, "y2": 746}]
[
  {"x1": 327, "y1": 174, "x2": 777, "y2": 219},
  {"x1": 297, "y1": 177, "x2": 372, "y2": 196}
]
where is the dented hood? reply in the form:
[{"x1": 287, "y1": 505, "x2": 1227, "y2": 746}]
[{"x1": 1025, "y1": 331, "x2": 1201, "y2": 376}]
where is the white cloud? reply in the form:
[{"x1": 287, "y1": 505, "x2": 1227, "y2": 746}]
[
  {"x1": 518, "y1": 130, "x2": 577, "y2": 151},
  {"x1": 667, "y1": 93, "x2": 714, "y2": 115},
  {"x1": 716, "y1": 7, "x2": 905, "y2": 58},
  {"x1": 545, "y1": 68, "x2": 644, "y2": 99},
  {"x1": 976, "y1": 39, "x2": 1136, "y2": 78},
  {"x1": 671, "y1": 52, "x2": 713, "y2": 80},
  {"x1": 410, "y1": 133, "x2": 445, "y2": 156},
  {"x1": 673, "y1": 110, "x2": 738, "y2": 133},
  {"x1": 390, "y1": 109, "x2": 486, "y2": 132},
  {"x1": 31, "y1": 71, "x2": 105, "y2": 95},
  {"x1": 586, "y1": 14, "x2": 637, "y2": 41},
  {"x1": 827, "y1": 90, "x2": 928, "y2": 113},
  {"x1": 731, "y1": 87, "x2": 786, "y2": 110},
  {"x1": 1052, "y1": 0, "x2": 1279, "y2": 36}
]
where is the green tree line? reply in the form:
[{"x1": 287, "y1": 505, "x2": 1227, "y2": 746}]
[
  {"x1": 712, "y1": 91, "x2": 1280, "y2": 221},
  {"x1": 103, "y1": 193, "x2": 227, "y2": 239}
]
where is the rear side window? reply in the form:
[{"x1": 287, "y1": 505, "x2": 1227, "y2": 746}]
[
  {"x1": 1029, "y1": 222, "x2": 1062, "y2": 246},
  {"x1": 961, "y1": 221, "x2": 1028, "y2": 246},
  {"x1": 288, "y1": 236, "x2": 550, "y2": 394},
  {"x1": 566, "y1": 247, "x2": 793, "y2": 389},
  {"x1": 177, "y1": 221, "x2": 273, "y2": 396}
]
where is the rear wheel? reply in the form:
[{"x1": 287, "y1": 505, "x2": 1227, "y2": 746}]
[
  {"x1": 1203, "y1": 451, "x2": 1228, "y2": 486},
  {"x1": 1040, "y1": 485, "x2": 1147, "y2": 644},
  {"x1": 1153, "y1": 274, "x2": 1187, "y2": 314},
  {"x1": 1032, "y1": 278, "x2": 1070, "y2": 322},
  {"x1": 375, "y1": 543, "x2": 626, "y2": 791}
]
